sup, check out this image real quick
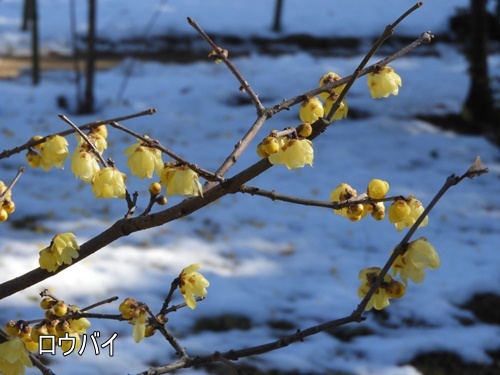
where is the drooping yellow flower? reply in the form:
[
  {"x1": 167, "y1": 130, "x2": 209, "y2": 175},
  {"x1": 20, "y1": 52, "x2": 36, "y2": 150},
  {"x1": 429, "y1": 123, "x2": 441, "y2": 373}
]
[
  {"x1": 0, "y1": 337, "x2": 33, "y2": 375},
  {"x1": 160, "y1": 163, "x2": 203, "y2": 197},
  {"x1": 299, "y1": 97, "x2": 324, "y2": 123},
  {"x1": 39, "y1": 233, "x2": 79, "y2": 272},
  {"x1": 39, "y1": 135, "x2": 69, "y2": 171},
  {"x1": 329, "y1": 183, "x2": 357, "y2": 216},
  {"x1": 70, "y1": 147, "x2": 100, "y2": 183},
  {"x1": 392, "y1": 238, "x2": 440, "y2": 285},
  {"x1": 318, "y1": 71, "x2": 346, "y2": 100},
  {"x1": 367, "y1": 179, "x2": 390, "y2": 199},
  {"x1": 367, "y1": 66, "x2": 402, "y2": 99},
  {"x1": 179, "y1": 264, "x2": 210, "y2": 310},
  {"x1": 391, "y1": 197, "x2": 428, "y2": 232},
  {"x1": 91, "y1": 167, "x2": 127, "y2": 199},
  {"x1": 324, "y1": 94, "x2": 348, "y2": 121},
  {"x1": 124, "y1": 138, "x2": 163, "y2": 179},
  {"x1": 267, "y1": 137, "x2": 313, "y2": 170},
  {"x1": 132, "y1": 310, "x2": 148, "y2": 343},
  {"x1": 358, "y1": 267, "x2": 405, "y2": 311}
]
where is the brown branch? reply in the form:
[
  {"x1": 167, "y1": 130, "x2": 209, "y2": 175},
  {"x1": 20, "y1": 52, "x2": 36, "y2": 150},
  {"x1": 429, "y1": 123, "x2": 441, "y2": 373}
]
[
  {"x1": 0, "y1": 108, "x2": 156, "y2": 160},
  {"x1": 239, "y1": 185, "x2": 404, "y2": 209},
  {"x1": 0, "y1": 166, "x2": 25, "y2": 203},
  {"x1": 187, "y1": 17, "x2": 265, "y2": 116}
]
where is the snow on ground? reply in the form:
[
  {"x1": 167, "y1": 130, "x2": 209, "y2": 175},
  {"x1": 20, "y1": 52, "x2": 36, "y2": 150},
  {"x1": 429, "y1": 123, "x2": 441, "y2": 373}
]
[{"x1": 1, "y1": 1, "x2": 500, "y2": 375}]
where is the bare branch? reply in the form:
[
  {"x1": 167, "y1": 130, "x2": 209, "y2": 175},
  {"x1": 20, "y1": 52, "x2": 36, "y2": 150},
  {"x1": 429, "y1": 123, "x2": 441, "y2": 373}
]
[
  {"x1": 187, "y1": 17, "x2": 265, "y2": 116},
  {"x1": 0, "y1": 166, "x2": 25, "y2": 203}
]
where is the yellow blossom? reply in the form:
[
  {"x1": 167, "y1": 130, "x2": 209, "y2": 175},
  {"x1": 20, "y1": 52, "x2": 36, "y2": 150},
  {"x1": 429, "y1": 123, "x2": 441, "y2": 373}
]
[
  {"x1": 392, "y1": 197, "x2": 428, "y2": 232},
  {"x1": 39, "y1": 135, "x2": 69, "y2": 171},
  {"x1": 269, "y1": 138, "x2": 314, "y2": 170},
  {"x1": 299, "y1": 97, "x2": 324, "y2": 123},
  {"x1": 179, "y1": 264, "x2": 210, "y2": 310},
  {"x1": 367, "y1": 179, "x2": 390, "y2": 199},
  {"x1": 388, "y1": 199, "x2": 411, "y2": 224},
  {"x1": 0, "y1": 337, "x2": 33, "y2": 375},
  {"x1": 124, "y1": 138, "x2": 164, "y2": 179},
  {"x1": 367, "y1": 66, "x2": 402, "y2": 99},
  {"x1": 358, "y1": 267, "x2": 405, "y2": 311},
  {"x1": 39, "y1": 233, "x2": 79, "y2": 272},
  {"x1": 71, "y1": 147, "x2": 100, "y2": 183},
  {"x1": 160, "y1": 163, "x2": 203, "y2": 197},
  {"x1": 392, "y1": 238, "x2": 440, "y2": 284},
  {"x1": 91, "y1": 167, "x2": 127, "y2": 199},
  {"x1": 329, "y1": 183, "x2": 357, "y2": 216},
  {"x1": 0, "y1": 181, "x2": 12, "y2": 201},
  {"x1": 25, "y1": 149, "x2": 41, "y2": 168},
  {"x1": 131, "y1": 309, "x2": 148, "y2": 343},
  {"x1": 318, "y1": 71, "x2": 346, "y2": 100},
  {"x1": 324, "y1": 94, "x2": 348, "y2": 121}
]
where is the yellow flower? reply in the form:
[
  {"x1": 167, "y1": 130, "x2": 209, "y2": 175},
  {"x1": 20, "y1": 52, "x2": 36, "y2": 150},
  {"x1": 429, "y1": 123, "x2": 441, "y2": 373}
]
[
  {"x1": 299, "y1": 97, "x2": 324, "y2": 123},
  {"x1": 0, "y1": 337, "x2": 33, "y2": 375},
  {"x1": 392, "y1": 238, "x2": 440, "y2": 284},
  {"x1": 70, "y1": 147, "x2": 100, "y2": 183},
  {"x1": 91, "y1": 167, "x2": 127, "y2": 199},
  {"x1": 80, "y1": 126, "x2": 108, "y2": 154},
  {"x1": 131, "y1": 310, "x2": 148, "y2": 343},
  {"x1": 367, "y1": 179, "x2": 389, "y2": 199},
  {"x1": 393, "y1": 197, "x2": 428, "y2": 232},
  {"x1": 358, "y1": 267, "x2": 405, "y2": 311},
  {"x1": 179, "y1": 264, "x2": 210, "y2": 310},
  {"x1": 160, "y1": 163, "x2": 203, "y2": 197},
  {"x1": 329, "y1": 183, "x2": 357, "y2": 216},
  {"x1": 25, "y1": 149, "x2": 41, "y2": 168},
  {"x1": 367, "y1": 66, "x2": 402, "y2": 99},
  {"x1": 39, "y1": 135, "x2": 69, "y2": 171},
  {"x1": 268, "y1": 138, "x2": 313, "y2": 170},
  {"x1": 324, "y1": 94, "x2": 348, "y2": 121},
  {"x1": 0, "y1": 181, "x2": 11, "y2": 201},
  {"x1": 124, "y1": 138, "x2": 163, "y2": 179},
  {"x1": 318, "y1": 71, "x2": 346, "y2": 100},
  {"x1": 39, "y1": 233, "x2": 79, "y2": 272}
]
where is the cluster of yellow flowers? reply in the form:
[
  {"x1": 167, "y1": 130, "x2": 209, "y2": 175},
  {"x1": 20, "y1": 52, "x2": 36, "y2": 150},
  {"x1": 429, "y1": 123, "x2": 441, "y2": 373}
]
[
  {"x1": 26, "y1": 135, "x2": 69, "y2": 171},
  {"x1": 3, "y1": 297, "x2": 91, "y2": 362},
  {"x1": 0, "y1": 180, "x2": 16, "y2": 222},
  {"x1": 329, "y1": 179, "x2": 428, "y2": 231},
  {"x1": 38, "y1": 233, "x2": 80, "y2": 272},
  {"x1": 119, "y1": 298, "x2": 154, "y2": 343},
  {"x1": 330, "y1": 179, "x2": 389, "y2": 222},
  {"x1": 358, "y1": 237, "x2": 440, "y2": 311}
]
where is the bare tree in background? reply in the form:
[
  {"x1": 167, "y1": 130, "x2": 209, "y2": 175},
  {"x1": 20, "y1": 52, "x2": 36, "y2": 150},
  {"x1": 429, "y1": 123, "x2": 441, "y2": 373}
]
[{"x1": 78, "y1": 0, "x2": 97, "y2": 114}]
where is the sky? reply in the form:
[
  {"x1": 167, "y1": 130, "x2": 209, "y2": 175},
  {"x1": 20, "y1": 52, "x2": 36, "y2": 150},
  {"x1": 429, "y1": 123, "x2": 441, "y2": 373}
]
[{"x1": 0, "y1": 1, "x2": 499, "y2": 375}]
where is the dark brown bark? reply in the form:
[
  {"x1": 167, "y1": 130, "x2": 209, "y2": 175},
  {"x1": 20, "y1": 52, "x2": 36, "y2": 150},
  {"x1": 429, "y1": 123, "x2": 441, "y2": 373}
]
[{"x1": 79, "y1": 0, "x2": 97, "y2": 114}]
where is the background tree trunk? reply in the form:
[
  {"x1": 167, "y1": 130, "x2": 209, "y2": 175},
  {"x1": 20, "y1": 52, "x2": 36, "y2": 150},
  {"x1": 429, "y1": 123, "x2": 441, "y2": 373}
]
[
  {"x1": 272, "y1": 0, "x2": 284, "y2": 33},
  {"x1": 463, "y1": 0, "x2": 497, "y2": 140},
  {"x1": 27, "y1": 0, "x2": 40, "y2": 86},
  {"x1": 79, "y1": 0, "x2": 96, "y2": 114}
]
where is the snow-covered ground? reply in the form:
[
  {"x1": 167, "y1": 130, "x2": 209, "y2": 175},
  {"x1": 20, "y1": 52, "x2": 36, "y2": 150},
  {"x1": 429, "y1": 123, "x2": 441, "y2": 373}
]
[{"x1": 0, "y1": 1, "x2": 499, "y2": 374}]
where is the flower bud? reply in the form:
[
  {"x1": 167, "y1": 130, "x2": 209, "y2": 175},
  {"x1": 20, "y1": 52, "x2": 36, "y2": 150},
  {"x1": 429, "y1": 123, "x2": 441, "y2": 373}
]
[
  {"x1": 318, "y1": 72, "x2": 345, "y2": 100},
  {"x1": 155, "y1": 196, "x2": 168, "y2": 205},
  {"x1": 26, "y1": 149, "x2": 41, "y2": 168},
  {"x1": 388, "y1": 200, "x2": 411, "y2": 223},
  {"x1": 0, "y1": 209, "x2": 8, "y2": 222},
  {"x1": 367, "y1": 179, "x2": 389, "y2": 199},
  {"x1": 53, "y1": 301, "x2": 68, "y2": 317},
  {"x1": 2, "y1": 200, "x2": 15, "y2": 214},
  {"x1": 40, "y1": 297, "x2": 57, "y2": 310},
  {"x1": 261, "y1": 136, "x2": 280, "y2": 155},
  {"x1": 30, "y1": 135, "x2": 44, "y2": 150},
  {"x1": 4, "y1": 320, "x2": 20, "y2": 336},
  {"x1": 297, "y1": 123, "x2": 313, "y2": 138},
  {"x1": 149, "y1": 182, "x2": 162, "y2": 196},
  {"x1": 299, "y1": 97, "x2": 324, "y2": 123}
]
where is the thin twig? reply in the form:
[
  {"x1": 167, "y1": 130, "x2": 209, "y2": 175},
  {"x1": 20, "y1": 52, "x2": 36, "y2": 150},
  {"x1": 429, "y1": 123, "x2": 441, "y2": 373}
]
[
  {"x1": 239, "y1": 185, "x2": 404, "y2": 210},
  {"x1": 108, "y1": 121, "x2": 221, "y2": 183},
  {"x1": 29, "y1": 352, "x2": 56, "y2": 375},
  {"x1": 0, "y1": 108, "x2": 156, "y2": 160},
  {"x1": 0, "y1": 167, "x2": 25, "y2": 203},
  {"x1": 80, "y1": 296, "x2": 119, "y2": 312},
  {"x1": 187, "y1": 17, "x2": 265, "y2": 116},
  {"x1": 58, "y1": 114, "x2": 108, "y2": 167},
  {"x1": 159, "y1": 278, "x2": 180, "y2": 315}
]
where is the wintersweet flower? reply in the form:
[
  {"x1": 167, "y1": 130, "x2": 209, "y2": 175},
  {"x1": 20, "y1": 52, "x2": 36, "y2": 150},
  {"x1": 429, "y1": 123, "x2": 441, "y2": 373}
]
[
  {"x1": 358, "y1": 267, "x2": 405, "y2": 311},
  {"x1": 25, "y1": 149, "x2": 41, "y2": 168},
  {"x1": 324, "y1": 94, "x2": 348, "y2": 121},
  {"x1": 392, "y1": 237, "x2": 440, "y2": 284},
  {"x1": 179, "y1": 264, "x2": 210, "y2": 310},
  {"x1": 70, "y1": 147, "x2": 100, "y2": 182},
  {"x1": 131, "y1": 310, "x2": 148, "y2": 343},
  {"x1": 391, "y1": 197, "x2": 428, "y2": 232},
  {"x1": 91, "y1": 167, "x2": 127, "y2": 199},
  {"x1": 0, "y1": 337, "x2": 33, "y2": 375},
  {"x1": 318, "y1": 71, "x2": 346, "y2": 100},
  {"x1": 0, "y1": 181, "x2": 12, "y2": 201},
  {"x1": 124, "y1": 138, "x2": 163, "y2": 179},
  {"x1": 329, "y1": 183, "x2": 357, "y2": 216},
  {"x1": 299, "y1": 97, "x2": 324, "y2": 123},
  {"x1": 39, "y1": 135, "x2": 69, "y2": 171},
  {"x1": 367, "y1": 66, "x2": 402, "y2": 99},
  {"x1": 39, "y1": 233, "x2": 79, "y2": 272},
  {"x1": 269, "y1": 138, "x2": 314, "y2": 170},
  {"x1": 367, "y1": 179, "x2": 389, "y2": 199},
  {"x1": 160, "y1": 163, "x2": 203, "y2": 197}
]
